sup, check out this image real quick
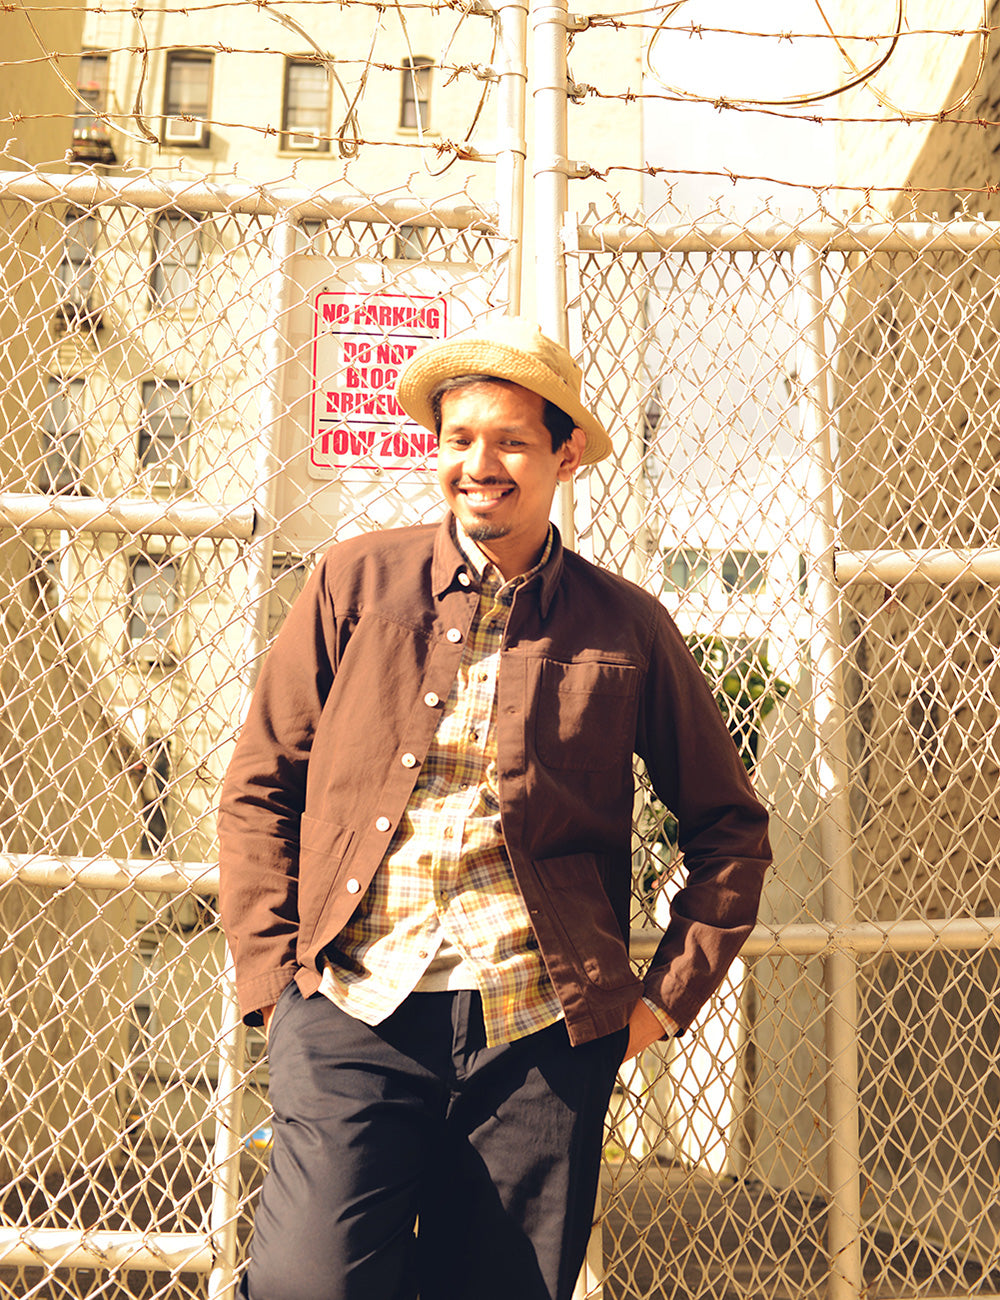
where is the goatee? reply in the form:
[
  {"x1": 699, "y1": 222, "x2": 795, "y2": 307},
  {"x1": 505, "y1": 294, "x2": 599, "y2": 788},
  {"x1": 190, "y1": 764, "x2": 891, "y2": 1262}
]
[{"x1": 464, "y1": 521, "x2": 510, "y2": 542}]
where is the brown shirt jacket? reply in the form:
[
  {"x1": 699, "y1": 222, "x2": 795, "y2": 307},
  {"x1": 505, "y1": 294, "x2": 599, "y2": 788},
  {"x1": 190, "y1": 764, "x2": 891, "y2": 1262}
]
[{"x1": 218, "y1": 516, "x2": 772, "y2": 1046}]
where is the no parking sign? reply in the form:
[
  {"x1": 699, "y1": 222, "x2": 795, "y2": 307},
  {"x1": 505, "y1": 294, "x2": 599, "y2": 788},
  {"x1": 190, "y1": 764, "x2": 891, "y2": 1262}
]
[
  {"x1": 308, "y1": 290, "x2": 447, "y2": 478},
  {"x1": 274, "y1": 257, "x2": 484, "y2": 549}
]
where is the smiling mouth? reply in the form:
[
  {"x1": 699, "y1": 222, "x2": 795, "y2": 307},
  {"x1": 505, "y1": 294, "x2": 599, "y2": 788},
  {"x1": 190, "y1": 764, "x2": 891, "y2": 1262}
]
[{"x1": 457, "y1": 483, "x2": 515, "y2": 507}]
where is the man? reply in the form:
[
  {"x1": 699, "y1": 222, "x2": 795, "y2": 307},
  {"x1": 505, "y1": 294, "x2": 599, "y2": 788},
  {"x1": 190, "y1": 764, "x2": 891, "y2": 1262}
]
[{"x1": 218, "y1": 316, "x2": 770, "y2": 1300}]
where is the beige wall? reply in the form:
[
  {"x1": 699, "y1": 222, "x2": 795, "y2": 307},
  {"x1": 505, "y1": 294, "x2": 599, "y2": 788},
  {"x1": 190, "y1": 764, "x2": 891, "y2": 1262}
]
[
  {"x1": 828, "y1": 0, "x2": 1000, "y2": 1256},
  {"x1": 836, "y1": 0, "x2": 999, "y2": 216}
]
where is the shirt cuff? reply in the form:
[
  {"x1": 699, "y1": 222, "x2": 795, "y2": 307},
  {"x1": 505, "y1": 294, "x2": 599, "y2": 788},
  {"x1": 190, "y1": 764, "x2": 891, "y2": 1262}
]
[{"x1": 642, "y1": 996, "x2": 679, "y2": 1038}]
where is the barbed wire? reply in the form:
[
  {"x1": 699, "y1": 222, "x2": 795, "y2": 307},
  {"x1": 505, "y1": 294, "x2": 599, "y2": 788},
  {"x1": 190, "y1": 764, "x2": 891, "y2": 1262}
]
[
  {"x1": 590, "y1": 160, "x2": 1000, "y2": 203},
  {"x1": 642, "y1": 0, "x2": 989, "y2": 117},
  {"x1": 590, "y1": 14, "x2": 991, "y2": 40},
  {"x1": 5, "y1": 0, "x2": 998, "y2": 195},
  {"x1": 584, "y1": 86, "x2": 1000, "y2": 129}
]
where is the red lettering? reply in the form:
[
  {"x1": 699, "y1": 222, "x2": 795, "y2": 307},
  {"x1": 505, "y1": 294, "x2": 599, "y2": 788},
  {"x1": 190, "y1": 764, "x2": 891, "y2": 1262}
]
[{"x1": 349, "y1": 430, "x2": 375, "y2": 456}]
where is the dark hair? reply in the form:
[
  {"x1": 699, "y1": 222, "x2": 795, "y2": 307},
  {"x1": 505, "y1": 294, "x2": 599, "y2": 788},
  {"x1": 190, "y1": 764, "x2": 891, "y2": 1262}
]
[{"x1": 428, "y1": 374, "x2": 575, "y2": 452}]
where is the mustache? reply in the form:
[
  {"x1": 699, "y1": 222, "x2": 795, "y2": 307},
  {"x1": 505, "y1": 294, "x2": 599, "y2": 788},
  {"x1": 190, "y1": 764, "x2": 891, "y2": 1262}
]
[{"x1": 453, "y1": 477, "x2": 515, "y2": 489}]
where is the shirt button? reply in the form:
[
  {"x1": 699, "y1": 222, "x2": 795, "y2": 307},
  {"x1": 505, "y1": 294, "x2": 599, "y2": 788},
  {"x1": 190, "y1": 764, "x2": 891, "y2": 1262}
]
[
  {"x1": 458, "y1": 572, "x2": 471, "y2": 587},
  {"x1": 424, "y1": 692, "x2": 440, "y2": 708},
  {"x1": 346, "y1": 878, "x2": 361, "y2": 894},
  {"x1": 443, "y1": 827, "x2": 454, "y2": 839},
  {"x1": 446, "y1": 627, "x2": 462, "y2": 643},
  {"x1": 375, "y1": 816, "x2": 391, "y2": 832},
  {"x1": 401, "y1": 752, "x2": 417, "y2": 768},
  {"x1": 418, "y1": 950, "x2": 428, "y2": 960}
]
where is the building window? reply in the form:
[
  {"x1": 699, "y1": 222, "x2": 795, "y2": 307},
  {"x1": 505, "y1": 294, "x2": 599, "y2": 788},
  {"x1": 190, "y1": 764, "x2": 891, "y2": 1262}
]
[
  {"x1": 138, "y1": 379, "x2": 192, "y2": 489},
  {"x1": 73, "y1": 52, "x2": 116, "y2": 163},
  {"x1": 282, "y1": 60, "x2": 329, "y2": 151},
  {"x1": 163, "y1": 51, "x2": 212, "y2": 146},
  {"x1": 294, "y1": 219, "x2": 326, "y2": 253},
  {"x1": 721, "y1": 551, "x2": 766, "y2": 596},
  {"x1": 139, "y1": 737, "x2": 171, "y2": 856},
  {"x1": 268, "y1": 555, "x2": 308, "y2": 639},
  {"x1": 399, "y1": 56, "x2": 432, "y2": 131},
  {"x1": 39, "y1": 376, "x2": 86, "y2": 494},
  {"x1": 150, "y1": 213, "x2": 201, "y2": 307},
  {"x1": 393, "y1": 225, "x2": 426, "y2": 260},
  {"x1": 664, "y1": 548, "x2": 767, "y2": 601},
  {"x1": 56, "y1": 210, "x2": 101, "y2": 327},
  {"x1": 128, "y1": 554, "x2": 179, "y2": 657},
  {"x1": 664, "y1": 548, "x2": 710, "y2": 595}
]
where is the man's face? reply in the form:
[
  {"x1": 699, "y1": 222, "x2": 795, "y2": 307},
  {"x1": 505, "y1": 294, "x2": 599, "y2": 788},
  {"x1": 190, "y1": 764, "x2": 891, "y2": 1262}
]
[{"x1": 436, "y1": 381, "x2": 585, "y2": 577}]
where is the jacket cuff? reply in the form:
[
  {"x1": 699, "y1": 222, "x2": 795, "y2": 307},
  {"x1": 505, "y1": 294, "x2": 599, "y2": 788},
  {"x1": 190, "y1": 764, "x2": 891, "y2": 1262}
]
[{"x1": 642, "y1": 996, "x2": 679, "y2": 1037}]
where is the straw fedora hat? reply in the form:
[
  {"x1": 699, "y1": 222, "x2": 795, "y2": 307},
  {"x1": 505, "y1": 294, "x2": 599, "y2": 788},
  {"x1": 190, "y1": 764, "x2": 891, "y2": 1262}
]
[{"x1": 395, "y1": 316, "x2": 612, "y2": 464}]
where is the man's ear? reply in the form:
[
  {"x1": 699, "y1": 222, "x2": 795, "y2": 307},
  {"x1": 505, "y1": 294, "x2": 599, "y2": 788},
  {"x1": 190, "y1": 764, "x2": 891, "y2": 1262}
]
[{"x1": 556, "y1": 427, "x2": 587, "y2": 482}]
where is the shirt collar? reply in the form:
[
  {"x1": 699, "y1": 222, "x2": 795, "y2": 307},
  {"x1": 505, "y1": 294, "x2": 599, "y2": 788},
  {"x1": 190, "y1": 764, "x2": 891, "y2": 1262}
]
[
  {"x1": 431, "y1": 512, "x2": 563, "y2": 615},
  {"x1": 454, "y1": 521, "x2": 554, "y2": 594}
]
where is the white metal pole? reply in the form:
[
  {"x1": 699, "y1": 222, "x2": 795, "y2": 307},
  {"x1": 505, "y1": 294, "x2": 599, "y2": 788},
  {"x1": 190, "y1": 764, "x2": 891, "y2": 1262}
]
[
  {"x1": 207, "y1": 953, "x2": 247, "y2": 1300},
  {"x1": 796, "y1": 245, "x2": 864, "y2": 1300},
  {"x1": 531, "y1": 0, "x2": 575, "y2": 548},
  {"x1": 494, "y1": 0, "x2": 528, "y2": 315},
  {"x1": 529, "y1": 14, "x2": 596, "y2": 1296},
  {"x1": 530, "y1": 0, "x2": 569, "y2": 340},
  {"x1": 530, "y1": 19, "x2": 603, "y2": 1296},
  {"x1": 207, "y1": 208, "x2": 296, "y2": 1300}
]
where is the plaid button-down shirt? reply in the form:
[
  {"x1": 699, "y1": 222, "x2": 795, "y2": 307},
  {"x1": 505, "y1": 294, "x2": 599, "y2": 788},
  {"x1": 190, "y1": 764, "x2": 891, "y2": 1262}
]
[{"x1": 318, "y1": 526, "x2": 563, "y2": 1046}]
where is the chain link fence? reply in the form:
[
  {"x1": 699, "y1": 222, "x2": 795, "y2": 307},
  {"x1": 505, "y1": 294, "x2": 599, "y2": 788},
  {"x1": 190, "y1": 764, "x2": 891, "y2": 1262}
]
[
  {"x1": 6, "y1": 166, "x2": 1000, "y2": 1300},
  {"x1": 3, "y1": 3, "x2": 1000, "y2": 1298}
]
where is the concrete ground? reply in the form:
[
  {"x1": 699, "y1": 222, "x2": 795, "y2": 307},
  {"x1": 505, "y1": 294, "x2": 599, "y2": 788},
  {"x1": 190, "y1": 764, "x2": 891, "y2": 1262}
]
[{"x1": 4, "y1": 1155, "x2": 1000, "y2": 1298}]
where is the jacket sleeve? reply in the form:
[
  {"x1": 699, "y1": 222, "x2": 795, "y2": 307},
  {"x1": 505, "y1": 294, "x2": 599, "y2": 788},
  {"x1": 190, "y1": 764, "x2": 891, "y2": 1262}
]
[
  {"x1": 217, "y1": 557, "x2": 338, "y2": 1024},
  {"x1": 635, "y1": 606, "x2": 772, "y2": 1033}
]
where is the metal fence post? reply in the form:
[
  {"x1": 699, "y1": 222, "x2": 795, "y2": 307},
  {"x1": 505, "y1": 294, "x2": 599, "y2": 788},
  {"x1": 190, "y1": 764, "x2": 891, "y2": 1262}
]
[
  {"x1": 796, "y1": 244, "x2": 863, "y2": 1300},
  {"x1": 206, "y1": 208, "x2": 296, "y2": 1298},
  {"x1": 531, "y1": 0, "x2": 575, "y2": 547},
  {"x1": 494, "y1": 0, "x2": 528, "y2": 315}
]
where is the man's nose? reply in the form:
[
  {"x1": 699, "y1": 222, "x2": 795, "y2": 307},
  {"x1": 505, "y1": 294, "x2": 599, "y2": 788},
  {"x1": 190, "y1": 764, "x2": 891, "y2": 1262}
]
[{"x1": 464, "y1": 439, "x2": 500, "y2": 478}]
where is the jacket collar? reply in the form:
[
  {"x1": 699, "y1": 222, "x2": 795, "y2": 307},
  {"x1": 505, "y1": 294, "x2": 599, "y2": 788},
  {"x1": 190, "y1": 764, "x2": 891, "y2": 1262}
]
[{"x1": 431, "y1": 512, "x2": 565, "y2": 617}]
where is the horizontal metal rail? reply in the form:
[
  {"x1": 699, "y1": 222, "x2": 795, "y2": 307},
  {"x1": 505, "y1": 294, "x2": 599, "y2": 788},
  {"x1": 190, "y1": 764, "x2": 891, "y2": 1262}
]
[
  {"x1": 0, "y1": 493, "x2": 256, "y2": 541},
  {"x1": 574, "y1": 216, "x2": 1000, "y2": 256},
  {"x1": 631, "y1": 915, "x2": 1000, "y2": 961},
  {"x1": 835, "y1": 546, "x2": 1000, "y2": 586},
  {"x1": 6, "y1": 857, "x2": 997, "y2": 958},
  {"x1": 0, "y1": 169, "x2": 496, "y2": 230},
  {"x1": 0, "y1": 853, "x2": 219, "y2": 895},
  {"x1": 0, "y1": 1229, "x2": 213, "y2": 1273}
]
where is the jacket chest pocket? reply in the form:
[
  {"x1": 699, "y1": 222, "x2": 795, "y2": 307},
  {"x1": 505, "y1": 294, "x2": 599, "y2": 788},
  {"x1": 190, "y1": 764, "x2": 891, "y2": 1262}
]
[{"x1": 534, "y1": 659, "x2": 640, "y2": 771}]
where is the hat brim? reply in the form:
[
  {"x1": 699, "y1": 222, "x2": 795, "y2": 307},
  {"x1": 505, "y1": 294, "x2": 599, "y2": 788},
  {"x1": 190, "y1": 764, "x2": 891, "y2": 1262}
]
[{"x1": 395, "y1": 336, "x2": 612, "y2": 465}]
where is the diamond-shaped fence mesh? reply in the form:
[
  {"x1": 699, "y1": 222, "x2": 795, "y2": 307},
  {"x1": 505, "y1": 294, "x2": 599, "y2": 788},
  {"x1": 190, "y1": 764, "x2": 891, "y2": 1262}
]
[{"x1": 3, "y1": 163, "x2": 1000, "y2": 1300}]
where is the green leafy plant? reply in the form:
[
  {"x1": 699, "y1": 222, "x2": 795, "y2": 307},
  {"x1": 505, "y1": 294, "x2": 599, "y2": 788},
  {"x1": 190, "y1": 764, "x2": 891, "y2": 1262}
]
[
  {"x1": 685, "y1": 634, "x2": 791, "y2": 771},
  {"x1": 636, "y1": 635, "x2": 790, "y2": 909}
]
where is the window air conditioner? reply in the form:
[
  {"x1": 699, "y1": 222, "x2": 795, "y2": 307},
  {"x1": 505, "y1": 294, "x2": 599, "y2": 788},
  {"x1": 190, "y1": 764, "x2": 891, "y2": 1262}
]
[
  {"x1": 287, "y1": 125, "x2": 324, "y2": 151},
  {"x1": 148, "y1": 460, "x2": 185, "y2": 494},
  {"x1": 57, "y1": 289, "x2": 102, "y2": 329},
  {"x1": 130, "y1": 629, "x2": 174, "y2": 667},
  {"x1": 164, "y1": 117, "x2": 207, "y2": 147}
]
